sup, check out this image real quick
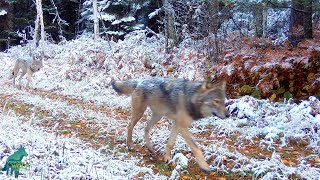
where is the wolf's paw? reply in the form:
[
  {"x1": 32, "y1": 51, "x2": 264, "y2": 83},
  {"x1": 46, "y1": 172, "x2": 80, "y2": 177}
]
[
  {"x1": 146, "y1": 145, "x2": 156, "y2": 155},
  {"x1": 200, "y1": 167, "x2": 211, "y2": 174},
  {"x1": 127, "y1": 144, "x2": 134, "y2": 151},
  {"x1": 164, "y1": 155, "x2": 171, "y2": 163}
]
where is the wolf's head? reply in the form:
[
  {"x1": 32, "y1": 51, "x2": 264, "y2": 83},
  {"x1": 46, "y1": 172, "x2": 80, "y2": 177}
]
[
  {"x1": 197, "y1": 80, "x2": 229, "y2": 119},
  {"x1": 30, "y1": 59, "x2": 43, "y2": 72},
  {"x1": 30, "y1": 50, "x2": 44, "y2": 72}
]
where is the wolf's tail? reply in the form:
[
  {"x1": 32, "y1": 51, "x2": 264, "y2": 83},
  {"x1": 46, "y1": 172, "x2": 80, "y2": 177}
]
[{"x1": 111, "y1": 80, "x2": 139, "y2": 95}]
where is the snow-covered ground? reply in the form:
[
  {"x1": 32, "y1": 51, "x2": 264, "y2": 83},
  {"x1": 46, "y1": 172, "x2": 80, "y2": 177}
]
[
  {"x1": 0, "y1": 109, "x2": 165, "y2": 179},
  {"x1": 0, "y1": 33, "x2": 319, "y2": 179}
]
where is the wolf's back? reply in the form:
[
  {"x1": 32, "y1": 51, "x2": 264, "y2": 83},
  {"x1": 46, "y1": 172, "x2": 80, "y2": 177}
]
[{"x1": 111, "y1": 80, "x2": 139, "y2": 95}]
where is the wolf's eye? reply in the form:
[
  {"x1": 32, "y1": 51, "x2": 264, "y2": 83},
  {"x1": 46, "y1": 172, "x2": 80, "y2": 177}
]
[{"x1": 213, "y1": 100, "x2": 220, "y2": 104}]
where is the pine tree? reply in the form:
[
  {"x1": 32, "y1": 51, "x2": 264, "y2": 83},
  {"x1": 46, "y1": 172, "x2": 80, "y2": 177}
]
[{"x1": 80, "y1": 0, "x2": 159, "y2": 38}]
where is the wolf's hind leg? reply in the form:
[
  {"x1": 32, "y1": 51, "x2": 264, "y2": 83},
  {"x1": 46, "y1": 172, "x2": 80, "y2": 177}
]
[
  {"x1": 164, "y1": 123, "x2": 179, "y2": 162},
  {"x1": 180, "y1": 128, "x2": 211, "y2": 173},
  {"x1": 127, "y1": 91, "x2": 147, "y2": 151},
  {"x1": 18, "y1": 70, "x2": 27, "y2": 89},
  {"x1": 144, "y1": 113, "x2": 162, "y2": 154},
  {"x1": 12, "y1": 72, "x2": 17, "y2": 86}
]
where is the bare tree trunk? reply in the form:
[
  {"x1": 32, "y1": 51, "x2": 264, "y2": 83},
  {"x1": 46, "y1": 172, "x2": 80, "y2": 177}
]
[
  {"x1": 210, "y1": 0, "x2": 219, "y2": 34},
  {"x1": 39, "y1": 1, "x2": 45, "y2": 42},
  {"x1": 34, "y1": 0, "x2": 45, "y2": 46},
  {"x1": 210, "y1": 0, "x2": 220, "y2": 61},
  {"x1": 93, "y1": 0, "x2": 99, "y2": 40},
  {"x1": 303, "y1": 0, "x2": 312, "y2": 39},
  {"x1": 76, "y1": 1, "x2": 82, "y2": 35},
  {"x1": 163, "y1": 0, "x2": 177, "y2": 53},
  {"x1": 288, "y1": 0, "x2": 312, "y2": 47},
  {"x1": 254, "y1": 2, "x2": 268, "y2": 38},
  {"x1": 262, "y1": 3, "x2": 268, "y2": 38},
  {"x1": 253, "y1": 3, "x2": 264, "y2": 37},
  {"x1": 34, "y1": 11, "x2": 40, "y2": 45}
]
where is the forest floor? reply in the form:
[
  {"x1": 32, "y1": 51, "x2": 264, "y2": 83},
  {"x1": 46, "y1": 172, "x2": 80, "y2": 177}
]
[
  {"x1": 0, "y1": 82, "x2": 319, "y2": 179},
  {"x1": 0, "y1": 33, "x2": 319, "y2": 179}
]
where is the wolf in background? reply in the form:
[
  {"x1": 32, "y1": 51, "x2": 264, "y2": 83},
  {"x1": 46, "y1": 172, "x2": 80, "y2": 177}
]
[
  {"x1": 111, "y1": 78, "x2": 229, "y2": 173},
  {"x1": 11, "y1": 51, "x2": 44, "y2": 89}
]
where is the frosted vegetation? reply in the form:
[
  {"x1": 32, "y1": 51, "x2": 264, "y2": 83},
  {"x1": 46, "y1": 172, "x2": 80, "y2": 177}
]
[{"x1": 0, "y1": 30, "x2": 319, "y2": 179}]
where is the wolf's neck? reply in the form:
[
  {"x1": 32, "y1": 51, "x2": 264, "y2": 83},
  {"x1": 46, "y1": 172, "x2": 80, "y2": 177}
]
[
  {"x1": 187, "y1": 102, "x2": 203, "y2": 120},
  {"x1": 184, "y1": 84, "x2": 203, "y2": 120},
  {"x1": 29, "y1": 67, "x2": 37, "y2": 72}
]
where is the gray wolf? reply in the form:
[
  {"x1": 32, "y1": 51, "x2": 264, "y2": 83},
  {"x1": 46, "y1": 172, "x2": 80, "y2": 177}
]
[
  {"x1": 111, "y1": 78, "x2": 229, "y2": 173},
  {"x1": 12, "y1": 53, "x2": 43, "y2": 89}
]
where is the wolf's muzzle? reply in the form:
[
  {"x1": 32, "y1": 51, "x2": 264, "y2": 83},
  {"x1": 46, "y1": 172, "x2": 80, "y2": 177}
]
[{"x1": 213, "y1": 111, "x2": 230, "y2": 119}]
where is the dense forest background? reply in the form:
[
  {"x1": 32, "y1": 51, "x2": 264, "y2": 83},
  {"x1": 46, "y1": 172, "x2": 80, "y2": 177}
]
[
  {"x1": 1, "y1": 0, "x2": 319, "y2": 51},
  {"x1": 1, "y1": 0, "x2": 320, "y2": 100},
  {"x1": 1, "y1": 0, "x2": 160, "y2": 50}
]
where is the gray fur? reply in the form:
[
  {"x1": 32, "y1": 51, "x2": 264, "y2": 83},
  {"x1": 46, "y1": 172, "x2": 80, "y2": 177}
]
[
  {"x1": 112, "y1": 77, "x2": 229, "y2": 173},
  {"x1": 12, "y1": 55, "x2": 43, "y2": 89}
]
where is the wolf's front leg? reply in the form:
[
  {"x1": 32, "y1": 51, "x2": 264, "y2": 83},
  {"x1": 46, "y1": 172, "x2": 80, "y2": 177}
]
[
  {"x1": 26, "y1": 72, "x2": 33, "y2": 88},
  {"x1": 12, "y1": 70, "x2": 17, "y2": 87},
  {"x1": 12, "y1": 75, "x2": 16, "y2": 87},
  {"x1": 180, "y1": 128, "x2": 211, "y2": 173},
  {"x1": 18, "y1": 71, "x2": 27, "y2": 89},
  {"x1": 164, "y1": 124, "x2": 179, "y2": 162},
  {"x1": 12, "y1": 61, "x2": 19, "y2": 87},
  {"x1": 127, "y1": 94, "x2": 147, "y2": 150}
]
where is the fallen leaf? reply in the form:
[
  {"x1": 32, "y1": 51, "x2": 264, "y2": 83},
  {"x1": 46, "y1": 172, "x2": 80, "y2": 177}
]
[
  {"x1": 291, "y1": 151, "x2": 300, "y2": 155},
  {"x1": 181, "y1": 175, "x2": 191, "y2": 180},
  {"x1": 282, "y1": 159, "x2": 296, "y2": 166},
  {"x1": 76, "y1": 125, "x2": 82, "y2": 128},
  {"x1": 269, "y1": 93, "x2": 277, "y2": 101},
  {"x1": 210, "y1": 172, "x2": 218, "y2": 176},
  {"x1": 307, "y1": 73, "x2": 314, "y2": 81},
  {"x1": 313, "y1": 158, "x2": 320, "y2": 163},
  {"x1": 217, "y1": 177, "x2": 227, "y2": 180},
  {"x1": 170, "y1": 162, "x2": 177, "y2": 168}
]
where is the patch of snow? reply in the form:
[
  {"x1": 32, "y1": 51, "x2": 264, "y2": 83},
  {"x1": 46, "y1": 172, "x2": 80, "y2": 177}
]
[
  {"x1": 0, "y1": 111, "x2": 165, "y2": 179},
  {"x1": 0, "y1": 10, "x2": 7, "y2": 16},
  {"x1": 112, "y1": 16, "x2": 135, "y2": 25},
  {"x1": 100, "y1": 14, "x2": 116, "y2": 21},
  {"x1": 148, "y1": 8, "x2": 161, "y2": 19}
]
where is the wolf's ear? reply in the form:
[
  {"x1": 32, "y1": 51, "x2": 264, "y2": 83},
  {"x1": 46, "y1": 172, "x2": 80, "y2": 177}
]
[
  {"x1": 219, "y1": 80, "x2": 226, "y2": 91},
  {"x1": 201, "y1": 77, "x2": 214, "y2": 90},
  {"x1": 201, "y1": 79, "x2": 226, "y2": 91}
]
